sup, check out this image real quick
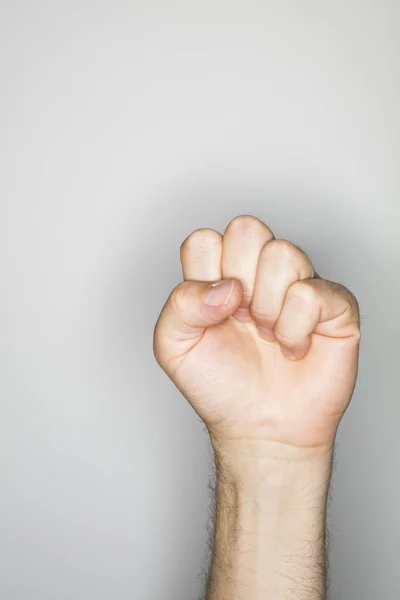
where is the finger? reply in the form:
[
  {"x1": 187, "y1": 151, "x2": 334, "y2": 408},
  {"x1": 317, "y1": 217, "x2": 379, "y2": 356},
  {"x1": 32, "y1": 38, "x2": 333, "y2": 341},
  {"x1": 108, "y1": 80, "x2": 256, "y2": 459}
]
[
  {"x1": 250, "y1": 240, "x2": 315, "y2": 341},
  {"x1": 222, "y1": 215, "x2": 274, "y2": 322},
  {"x1": 273, "y1": 278, "x2": 361, "y2": 360},
  {"x1": 180, "y1": 228, "x2": 223, "y2": 282},
  {"x1": 294, "y1": 245, "x2": 322, "y2": 279},
  {"x1": 153, "y1": 278, "x2": 243, "y2": 372}
]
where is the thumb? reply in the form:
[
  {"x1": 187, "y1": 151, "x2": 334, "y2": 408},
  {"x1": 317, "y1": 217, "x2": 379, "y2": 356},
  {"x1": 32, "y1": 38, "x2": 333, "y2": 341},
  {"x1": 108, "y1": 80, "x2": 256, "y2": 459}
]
[{"x1": 153, "y1": 278, "x2": 243, "y2": 366}]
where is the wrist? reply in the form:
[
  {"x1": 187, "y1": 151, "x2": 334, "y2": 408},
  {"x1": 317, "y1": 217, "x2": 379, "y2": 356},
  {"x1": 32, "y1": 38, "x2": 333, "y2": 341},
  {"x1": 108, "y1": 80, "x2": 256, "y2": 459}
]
[
  {"x1": 209, "y1": 434, "x2": 334, "y2": 497},
  {"x1": 209, "y1": 435, "x2": 332, "y2": 598}
]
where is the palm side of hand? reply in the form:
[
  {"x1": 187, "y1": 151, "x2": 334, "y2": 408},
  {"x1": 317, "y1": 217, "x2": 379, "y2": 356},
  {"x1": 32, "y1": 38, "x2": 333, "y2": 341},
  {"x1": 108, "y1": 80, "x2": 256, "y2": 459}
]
[
  {"x1": 171, "y1": 313, "x2": 359, "y2": 449},
  {"x1": 154, "y1": 215, "x2": 361, "y2": 451}
]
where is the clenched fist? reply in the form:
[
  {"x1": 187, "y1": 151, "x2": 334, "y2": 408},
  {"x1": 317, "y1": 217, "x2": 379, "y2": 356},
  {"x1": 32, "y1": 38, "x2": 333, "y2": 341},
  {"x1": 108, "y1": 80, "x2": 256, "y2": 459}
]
[{"x1": 153, "y1": 215, "x2": 361, "y2": 457}]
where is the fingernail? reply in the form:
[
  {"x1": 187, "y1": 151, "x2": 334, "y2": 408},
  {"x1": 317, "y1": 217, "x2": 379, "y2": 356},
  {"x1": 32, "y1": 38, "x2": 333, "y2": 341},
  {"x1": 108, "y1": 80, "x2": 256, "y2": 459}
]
[
  {"x1": 257, "y1": 326, "x2": 276, "y2": 342},
  {"x1": 205, "y1": 280, "x2": 234, "y2": 306},
  {"x1": 280, "y1": 346, "x2": 297, "y2": 361}
]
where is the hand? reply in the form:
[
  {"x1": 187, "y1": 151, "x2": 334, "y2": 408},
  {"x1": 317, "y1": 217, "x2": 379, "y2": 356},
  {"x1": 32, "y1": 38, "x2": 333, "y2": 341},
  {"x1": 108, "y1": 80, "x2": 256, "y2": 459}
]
[{"x1": 153, "y1": 215, "x2": 361, "y2": 456}]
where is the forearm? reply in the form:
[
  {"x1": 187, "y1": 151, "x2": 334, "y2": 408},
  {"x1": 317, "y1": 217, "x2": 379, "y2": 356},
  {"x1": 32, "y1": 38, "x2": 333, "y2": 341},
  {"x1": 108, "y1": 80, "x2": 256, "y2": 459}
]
[{"x1": 206, "y1": 439, "x2": 334, "y2": 600}]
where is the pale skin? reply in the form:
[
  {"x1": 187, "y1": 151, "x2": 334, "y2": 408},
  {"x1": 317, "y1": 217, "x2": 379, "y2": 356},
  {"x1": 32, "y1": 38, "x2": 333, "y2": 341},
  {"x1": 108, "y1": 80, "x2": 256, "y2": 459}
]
[{"x1": 153, "y1": 215, "x2": 361, "y2": 599}]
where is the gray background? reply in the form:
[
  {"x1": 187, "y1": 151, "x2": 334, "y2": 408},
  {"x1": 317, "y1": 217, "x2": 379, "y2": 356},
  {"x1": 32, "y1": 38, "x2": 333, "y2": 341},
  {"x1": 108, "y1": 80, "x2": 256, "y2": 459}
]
[{"x1": 1, "y1": 1, "x2": 399, "y2": 599}]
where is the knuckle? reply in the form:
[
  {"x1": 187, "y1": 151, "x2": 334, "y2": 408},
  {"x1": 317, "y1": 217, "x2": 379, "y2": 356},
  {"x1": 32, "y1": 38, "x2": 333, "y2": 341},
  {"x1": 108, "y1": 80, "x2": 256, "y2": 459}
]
[
  {"x1": 259, "y1": 240, "x2": 314, "y2": 280},
  {"x1": 346, "y1": 300, "x2": 362, "y2": 332},
  {"x1": 286, "y1": 280, "x2": 318, "y2": 304},
  {"x1": 261, "y1": 238, "x2": 295, "y2": 259},
  {"x1": 180, "y1": 228, "x2": 221, "y2": 253},
  {"x1": 260, "y1": 239, "x2": 310, "y2": 269},
  {"x1": 260, "y1": 239, "x2": 314, "y2": 269},
  {"x1": 226, "y1": 214, "x2": 271, "y2": 235},
  {"x1": 347, "y1": 288, "x2": 361, "y2": 314},
  {"x1": 327, "y1": 281, "x2": 361, "y2": 317}
]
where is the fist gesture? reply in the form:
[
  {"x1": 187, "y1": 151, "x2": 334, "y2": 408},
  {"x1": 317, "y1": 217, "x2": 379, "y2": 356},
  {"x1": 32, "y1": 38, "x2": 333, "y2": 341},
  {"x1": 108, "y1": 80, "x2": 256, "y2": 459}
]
[{"x1": 153, "y1": 215, "x2": 361, "y2": 456}]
